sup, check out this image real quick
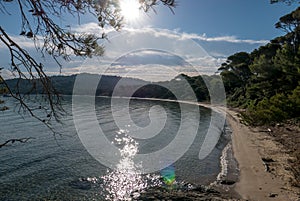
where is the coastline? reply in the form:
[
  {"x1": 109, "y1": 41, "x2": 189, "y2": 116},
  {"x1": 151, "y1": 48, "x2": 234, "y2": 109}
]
[
  {"x1": 183, "y1": 101, "x2": 299, "y2": 200},
  {"x1": 2, "y1": 96, "x2": 298, "y2": 200},
  {"x1": 225, "y1": 108, "x2": 299, "y2": 201},
  {"x1": 98, "y1": 96, "x2": 299, "y2": 200}
]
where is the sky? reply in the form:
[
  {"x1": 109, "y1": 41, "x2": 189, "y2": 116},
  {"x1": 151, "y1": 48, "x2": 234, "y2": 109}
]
[{"x1": 0, "y1": 0, "x2": 299, "y2": 81}]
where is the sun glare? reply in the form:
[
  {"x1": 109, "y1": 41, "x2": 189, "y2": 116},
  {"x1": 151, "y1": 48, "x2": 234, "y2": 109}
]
[{"x1": 120, "y1": 0, "x2": 140, "y2": 22}]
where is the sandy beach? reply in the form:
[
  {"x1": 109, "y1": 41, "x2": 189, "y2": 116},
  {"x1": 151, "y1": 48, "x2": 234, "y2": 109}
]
[
  {"x1": 138, "y1": 103, "x2": 299, "y2": 201},
  {"x1": 120, "y1": 98, "x2": 299, "y2": 200},
  {"x1": 129, "y1": 99, "x2": 300, "y2": 201},
  {"x1": 225, "y1": 108, "x2": 299, "y2": 201}
]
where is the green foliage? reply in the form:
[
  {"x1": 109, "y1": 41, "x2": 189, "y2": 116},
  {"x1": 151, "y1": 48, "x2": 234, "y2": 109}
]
[
  {"x1": 5, "y1": 73, "x2": 210, "y2": 102},
  {"x1": 219, "y1": 52, "x2": 252, "y2": 83},
  {"x1": 250, "y1": 54, "x2": 276, "y2": 79},
  {"x1": 220, "y1": 71, "x2": 243, "y2": 94},
  {"x1": 219, "y1": 7, "x2": 300, "y2": 125},
  {"x1": 242, "y1": 94, "x2": 290, "y2": 125},
  {"x1": 275, "y1": 7, "x2": 300, "y2": 33},
  {"x1": 289, "y1": 85, "x2": 300, "y2": 116}
]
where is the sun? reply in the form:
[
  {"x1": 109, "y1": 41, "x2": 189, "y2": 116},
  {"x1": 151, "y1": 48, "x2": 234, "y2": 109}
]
[{"x1": 120, "y1": 0, "x2": 140, "y2": 22}]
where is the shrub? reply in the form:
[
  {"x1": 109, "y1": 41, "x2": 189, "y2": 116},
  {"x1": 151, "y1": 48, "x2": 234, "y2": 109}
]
[{"x1": 242, "y1": 92, "x2": 295, "y2": 125}]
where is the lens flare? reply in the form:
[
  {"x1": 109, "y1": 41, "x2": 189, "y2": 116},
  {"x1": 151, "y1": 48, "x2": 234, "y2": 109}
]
[{"x1": 160, "y1": 165, "x2": 176, "y2": 186}]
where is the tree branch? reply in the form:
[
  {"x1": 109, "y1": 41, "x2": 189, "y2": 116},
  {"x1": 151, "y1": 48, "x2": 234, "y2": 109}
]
[
  {"x1": 0, "y1": 0, "x2": 177, "y2": 138},
  {"x1": 0, "y1": 137, "x2": 34, "y2": 148}
]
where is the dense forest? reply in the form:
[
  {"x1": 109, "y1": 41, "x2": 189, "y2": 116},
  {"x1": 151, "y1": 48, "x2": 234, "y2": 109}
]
[
  {"x1": 3, "y1": 73, "x2": 213, "y2": 102},
  {"x1": 1, "y1": 7, "x2": 300, "y2": 126},
  {"x1": 218, "y1": 7, "x2": 300, "y2": 125}
]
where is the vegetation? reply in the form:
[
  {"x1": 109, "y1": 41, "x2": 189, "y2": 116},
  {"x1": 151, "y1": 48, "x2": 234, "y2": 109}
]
[
  {"x1": 0, "y1": 68, "x2": 8, "y2": 111},
  {"x1": 6, "y1": 3, "x2": 300, "y2": 128},
  {"x1": 1, "y1": 1, "x2": 299, "y2": 149},
  {"x1": 218, "y1": 7, "x2": 300, "y2": 125},
  {"x1": 0, "y1": 0, "x2": 176, "y2": 122},
  {"x1": 5, "y1": 73, "x2": 212, "y2": 101},
  {"x1": 0, "y1": 0, "x2": 176, "y2": 148}
]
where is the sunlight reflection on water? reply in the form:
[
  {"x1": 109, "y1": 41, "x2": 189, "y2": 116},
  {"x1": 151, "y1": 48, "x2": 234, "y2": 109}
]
[{"x1": 101, "y1": 129, "x2": 161, "y2": 200}]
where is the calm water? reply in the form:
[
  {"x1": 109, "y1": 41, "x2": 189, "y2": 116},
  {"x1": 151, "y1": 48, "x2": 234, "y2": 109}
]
[{"x1": 0, "y1": 96, "x2": 228, "y2": 200}]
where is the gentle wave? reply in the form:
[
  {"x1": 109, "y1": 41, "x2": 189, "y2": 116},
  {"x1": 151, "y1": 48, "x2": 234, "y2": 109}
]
[{"x1": 0, "y1": 97, "x2": 228, "y2": 200}]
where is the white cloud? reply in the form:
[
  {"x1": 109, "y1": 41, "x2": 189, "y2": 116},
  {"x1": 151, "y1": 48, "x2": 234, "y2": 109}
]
[
  {"x1": 97, "y1": 64, "x2": 199, "y2": 82},
  {"x1": 0, "y1": 69, "x2": 14, "y2": 80},
  {"x1": 121, "y1": 27, "x2": 268, "y2": 45},
  {"x1": 72, "y1": 22, "x2": 269, "y2": 45},
  {"x1": 180, "y1": 32, "x2": 269, "y2": 44},
  {"x1": 0, "y1": 37, "x2": 31, "y2": 50},
  {"x1": 0, "y1": 23, "x2": 269, "y2": 81},
  {"x1": 73, "y1": 22, "x2": 107, "y2": 35}
]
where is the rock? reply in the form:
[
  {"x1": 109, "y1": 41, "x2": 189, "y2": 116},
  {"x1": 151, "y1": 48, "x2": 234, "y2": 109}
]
[
  {"x1": 286, "y1": 127, "x2": 293, "y2": 131},
  {"x1": 136, "y1": 185, "x2": 238, "y2": 201},
  {"x1": 220, "y1": 180, "x2": 236, "y2": 185},
  {"x1": 262, "y1": 157, "x2": 275, "y2": 172},
  {"x1": 193, "y1": 186, "x2": 206, "y2": 193},
  {"x1": 269, "y1": 193, "x2": 278, "y2": 198},
  {"x1": 262, "y1": 157, "x2": 275, "y2": 163}
]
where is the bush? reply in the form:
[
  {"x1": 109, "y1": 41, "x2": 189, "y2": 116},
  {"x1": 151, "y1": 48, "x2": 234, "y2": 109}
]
[{"x1": 242, "y1": 92, "x2": 295, "y2": 125}]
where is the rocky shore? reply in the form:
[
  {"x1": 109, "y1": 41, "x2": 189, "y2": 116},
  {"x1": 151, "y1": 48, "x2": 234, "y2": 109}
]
[{"x1": 136, "y1": 185, "x2": 241, "y2": 201}]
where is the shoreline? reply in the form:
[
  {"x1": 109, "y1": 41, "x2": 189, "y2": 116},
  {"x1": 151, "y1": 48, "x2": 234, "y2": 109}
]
[
  {"x1": 129, "y1": 98, "x2": 299, "y2": 200},
  {"x1": 225, "y1": 108, "x2": 299, "y2": 201},
  {"x1": 76, "y1": 96, "x2": 299, "y2": 200},
  {"x1": 3, "y1": 96, "x2": 298, "y2": 200}
]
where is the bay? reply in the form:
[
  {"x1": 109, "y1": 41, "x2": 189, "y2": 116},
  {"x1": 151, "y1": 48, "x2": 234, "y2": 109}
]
[{"x1": 0, "y1": 96, "x2": 227, "y2": 200}]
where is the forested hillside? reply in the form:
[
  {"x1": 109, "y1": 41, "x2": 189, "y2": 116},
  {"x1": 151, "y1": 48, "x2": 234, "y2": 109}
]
[
  {"x1": 4, "y1": 73, "x2": 214, "y2": 102},
  {"x1": 3, "y1": 7, "x2": 300, "y2": 126},
  {"x1": 218, "y1": 7, "x2": 300, "y2": 125}
]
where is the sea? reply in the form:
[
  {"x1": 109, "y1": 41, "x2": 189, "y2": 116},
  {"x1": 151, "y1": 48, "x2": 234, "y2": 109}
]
[{"x1": 0, "y1": 96, "x2": 232, "y2": 200}]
